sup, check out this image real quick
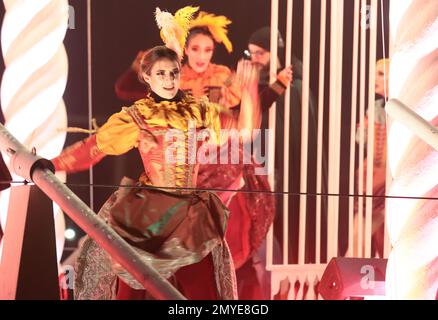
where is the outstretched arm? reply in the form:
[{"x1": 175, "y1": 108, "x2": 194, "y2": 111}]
[
  {"x1": 52, "y1": 109, "x2": 140, "y2": 173},
  {"x1": 51, "y1": 135, "x2": 106, "y2": 173}
]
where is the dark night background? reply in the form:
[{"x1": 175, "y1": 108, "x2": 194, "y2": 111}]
[{"x1": 0, "y1": 0, "x2": 389, "y2": 264}]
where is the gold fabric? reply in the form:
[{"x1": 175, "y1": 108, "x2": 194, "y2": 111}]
[
  {"x1": 96, "y1": 94, "x2": 221, "y2": 156},
  {"x1": 74, "y1": 177, "x2": 237, "y2": 300},
  {"x1": 180, "y1": 64, "x2": 241, "y2": 108},
  {"x1": 72, "y1": 95, "x2": 239, "y2": 300}
]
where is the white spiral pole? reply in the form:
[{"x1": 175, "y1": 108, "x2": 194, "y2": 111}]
[
  {"x1": 0, "y1": 0, "x2": 69, "y2": 264},
  {"x1": 386, "y1": 0, "x2": 438, "y2": 299}
]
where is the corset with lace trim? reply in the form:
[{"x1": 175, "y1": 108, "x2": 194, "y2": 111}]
[
  {"x1": 116, "y1": 95, "x2": 222, "y2": 189},
  {"x1": 136, "y1": 127, "x2": 202, "y2": 189}
]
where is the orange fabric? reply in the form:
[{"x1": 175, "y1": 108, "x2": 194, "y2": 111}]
[
  {"x1": 173, "y1": 253, "x2": 219, "y2": 300},
  {"x1": 116, "y1": 254, "x2": 219, "y2": 300},
  {"x1": 52, "y1": 135, "x2": 106, "y2": 173},
  {"x1": 225, "y1": 193, "x2": 252, "y2": 269},
  {"x1": 53, "y1": 95, "x2": 223, "y2": 177},
  {"x1": 180, "y1": 63, "x2": 241, "y2": 108},
  {"x1": 96, "y1": 96, "x2": 221, "y2": 157}
]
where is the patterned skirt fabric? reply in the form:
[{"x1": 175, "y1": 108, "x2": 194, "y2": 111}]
[
  {"x1": 198, "y1": 162, "x2": 275, "y2": 269},
  {"x1": 74, "y1": 177, "x2": 237, "y2": 300}
]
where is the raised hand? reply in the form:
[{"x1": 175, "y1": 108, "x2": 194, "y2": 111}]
[
  {"x1": 235, "y1": 60, "x2": 261, "y2": 135},
  {"x1": 277, "y1": 65, "x2": 293, "y2": 87},
  {"x1": 235, "y1": 59, "x2": 261, "y2": 93}
]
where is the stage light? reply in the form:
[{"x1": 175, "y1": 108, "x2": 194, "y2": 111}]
[
  {"x1": 64, "y1": 228, "x2": 76, "y2": 241},
  {"x1": 319, "y1": 257, "x2": 387, "y2": 300}
]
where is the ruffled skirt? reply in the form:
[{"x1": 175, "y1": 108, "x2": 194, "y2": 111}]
[{"x1": 74, "y1": 177, "x2": 237, "y2": 300}]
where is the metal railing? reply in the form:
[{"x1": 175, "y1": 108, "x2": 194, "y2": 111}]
[{"x1": 0, "y1": 123, "x2": 185, "y2": 300}]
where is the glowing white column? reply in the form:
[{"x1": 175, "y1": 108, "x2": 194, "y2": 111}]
[
  {"x1": 327, "y1": 0, "x2": 343, "y2": 261},
  {"x1": 386, "y1": 0, "x2": 438, "y2": 299},
  {"x1": 298, "y1": 0, "x2": 311, "y2": 265},
  {"x1": 0, "y1": 0, "x2": 69, "y2": 263},
  {"x1": 266, "y1": 0, "x2": 279, "y2": 268},
  {"x1": 347, "y1": 0, "x2": 359, "y2": 258},
  {"x1": 282, "y1": 0, "x2": 292, "y2": 265}
]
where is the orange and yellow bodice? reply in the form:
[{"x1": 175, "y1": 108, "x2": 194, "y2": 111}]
[
  {"x1": 52, "y1": 94, "x2": 223, "y2": 189},
  {"x1": 96, "y1": 95, "x2": 221, "y2": 188},
  {"x1": 180, "y1": 63, "x2": 241, "y2": 108}
]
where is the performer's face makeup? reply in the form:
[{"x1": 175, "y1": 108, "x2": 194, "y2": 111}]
[
  {"x1": 185, "y1": 33, "x2": 215, "y2": 74},
  {"x1": 248, "y1": 44, "x2": 270, "y2": 67},
  {"x1": 143, "y1": 58, "x2": 180, "y2": 99}
]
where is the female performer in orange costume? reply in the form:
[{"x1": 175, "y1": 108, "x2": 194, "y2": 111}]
[
  {"x1": 114, "y1": 10, "x2": 294, "y2": 300},
  {"x1": 115, "y1": 12, "x2": 290, "y2": 299},
  {"x1": 52, "y1": 7, "x2": 261, "y2": 300}
]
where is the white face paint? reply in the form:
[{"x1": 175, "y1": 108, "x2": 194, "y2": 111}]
[{"x1": 143, "y1": 58, "x2": 180, "y2": 99}]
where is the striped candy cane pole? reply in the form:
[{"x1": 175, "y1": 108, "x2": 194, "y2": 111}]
[
  {"x1": 386, "y1": 0, "x2": 438, "y2": 299},
  {"x1": 0, "y1": 0, "x2": 70, "y2": 263}
]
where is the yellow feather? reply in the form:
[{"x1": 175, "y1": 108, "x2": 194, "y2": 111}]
[
  {"x1": 189, "y1": 11, "x2": 233, "y2": 53},
  {"x1": 154, "y1": 6, "x2": 199, "y2": 58},
  {"x1": 174, "y1": 6, "x2": 200, "y2": 48}
]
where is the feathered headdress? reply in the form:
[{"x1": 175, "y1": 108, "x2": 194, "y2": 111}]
[
  {"x1": 155, "y1": 6, "x2": 199, "y2": 59},
  {"x1": 189, "y1": 11, "x2": 233, "y2": 53}
]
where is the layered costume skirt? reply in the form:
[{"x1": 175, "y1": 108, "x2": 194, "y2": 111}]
[{"x1": 74, "y1": 177, "x2": 237, "y2": 300}]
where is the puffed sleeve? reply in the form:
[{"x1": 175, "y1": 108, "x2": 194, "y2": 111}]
[
  {"x1": 201, "y1": 100, "x2": 222, "y2": 144},
  {"x1": 51, "y1": 135, "x2": 106, "y2": 173},
  {"x1": 51, "y1": 109, "x2": 140, "y2": 173},
  {"x1": 215, "y1": 65, "x2": 241, "y2": 108},
  {"x1": 96, "y1": 108, "x2": 140, "y2": 155},
  {"x1": 203, "y1": 99, "x2": 249, "y2": 147}
]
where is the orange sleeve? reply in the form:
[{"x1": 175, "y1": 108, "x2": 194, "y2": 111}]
[
  {"x1": 95, "y1": 109, "x2": 139, "y2": 155},
  {"x1": 52, "y1": 109, "x2": 140, "y2": 173},
  {"x1": 51, "y1": 135, "x2": 106, "y2": 173},
  {"x1": 219, "y1": 66, "x2": 241, "y2": 108}
]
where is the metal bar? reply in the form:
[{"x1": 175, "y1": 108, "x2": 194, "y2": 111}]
[
  {"x1": 87, "y1": 0, "x2": 94, "y2": 211},
  {"x1": 315, "y1": 0, "x2": 327, "y2": 265},
  {"x1": 282, "y1": 0, "x2": 293, "y2": 265},
  {"x1": 327, "y1": 0, "x2": 343, "y2": 260},
  {"x1": 365, "y1": 0, "x2": 378, "y2": 257},
  {"x1": 347, "y1": 0, "x2": 360, "y2": 257},
  {"x1": 267, "y1": 0, "x2": 279, "y2": 268},
  {"x1": 386, "y1": 99, "x2": 438, "y2": 151},
  {"x1": 383, "y1": 0, "x2": 392, "y2": 259},
  {"x1": 0, "y1": 123, "x2": 185, "y2": 300},
  {"x1": 298, "y1": 0, "x2": 312, "y2": 265},
  {"x1": 357, "y1": 0, "x2": 368, "y2": 257},
  {"x1": 334, "y1": 0, "x2": 344, "y2": 259}
]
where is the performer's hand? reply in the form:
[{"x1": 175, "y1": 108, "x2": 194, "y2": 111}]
[
  {"x1": 235, "y1": 60, "x2": 261, "y2": 135},
  {"x1": 131, "y1": 50, "x2": 145, "y2": 73},
  {"x1": 235, "y1": 59, "x2": 260, "y2": 93},
  {"x1": 277, "y1": 65, "x2": 293, "y2": 87},
  {"x1": 219, "y1": 86, "x2": 231, "y2": 108}
]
